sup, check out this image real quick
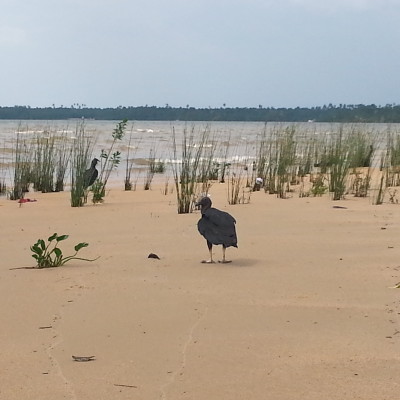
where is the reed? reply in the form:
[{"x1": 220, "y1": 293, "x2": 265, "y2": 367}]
[
  {"x1": 0, "y1": 179, "x2": 5, "y2": 195},
  {"x1": 171, "y1": 125, "x2": 211, "y2": 214},
  {"x1": 144, "y1": 148, "x2": 156, "y2": 190},
  {"x1": 70, "y1": 122, "x2": 95, "y2": 207},
  {"x1": 326, "y1": 128, "x2": 352, "y2": 200},
  {"x1": 371, "y1": 131, "x2": 399, "y2": 204},
  {"x1": 348, "y1": 129, "x2": 376, "y2": 198},
  {"x1": 218, "y1": 135, "x2": 231, "y2": 183},
  {"x1": 277, "y1": 126, "x2": 297, "y2": 198},
  {"x1": 348, "y1": 128, "x2": 375, "y2": 169},
  {"x1": 0, "y1": 140, "x2": 7, "y2": 195},
  {"x1": 227, "y1": 167, "x2": 251, "y2": 204},
  {"x1": 197, "y1": 136, "x2": 217, "y2": 195},
  {"x1": 124, "y1": 130, "x2": 140, "y2": 191},
  {"x1": 253, "y1": 124, "x2": 269, "y2": 190},
  {"x1": 261, "y1": 126, "x2": 297, "y2": 198},
  {"x1": 92, "y1": 119, "x2": 127, "y2": 203},
  {"x1": 222, "y1": 141, "x2": 251, "y2": 204},
  {"x1": 313, "y1": 138, "x2": 332, "y2": 174},
  {"x1": 150, "y1": 157, "x2": 165, "y2": 174},
  {"x1": 374, "y1": 171, "x2": 387, "y2": 205},
  {"x1": 55, "y1": 132, "x2": 71, "y2": 192},
  {"x1": 264, "y1": 136, "x2": 279, "y2": 194},
  {"x1": 385, "y1": 132, "x2": 400, "y2": 187},
  {"x1": 9, "y1": 130, "x2": 32, "y2": 200},
  {"x1": 297, "y1": 140, "x2": 315, "y2": 179},
  {"x1": 31, "y1": 132, "x2": 57, "y2": 193},
  {"x1": 309, "y1": 173, "x2": 328, "y2": 197}
]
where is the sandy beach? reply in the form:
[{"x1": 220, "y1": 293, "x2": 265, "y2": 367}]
[{"x1": 1, "y1": 183, "x2": 400, "y2": 399}]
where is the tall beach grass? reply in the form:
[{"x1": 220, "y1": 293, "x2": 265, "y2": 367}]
[{"x1": 171, "y1": 125, "x2": 213, "y2": 214}]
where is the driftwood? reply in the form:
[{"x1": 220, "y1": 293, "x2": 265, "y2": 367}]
[
  {"x1": 72, "y1": 355, "x2": 95, "y2": 362},
  {"x1": 114, "y1": 384, "x2": 138, "y2": 388}
]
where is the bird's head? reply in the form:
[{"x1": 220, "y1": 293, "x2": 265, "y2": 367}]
[{"x1": 195, "y1": 196, "x2": 212, "y2": 213}]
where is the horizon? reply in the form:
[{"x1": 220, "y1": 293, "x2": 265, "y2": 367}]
[{"x1": 1, "y1": 102, "x2": 398, "y2": 110}]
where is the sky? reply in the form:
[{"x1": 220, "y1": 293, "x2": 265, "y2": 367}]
[{"x1": 0, "y1": 0, "x2": 399, "y2": 109}]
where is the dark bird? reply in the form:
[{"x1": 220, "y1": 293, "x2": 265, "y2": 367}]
[
  {"x1": 196, "y1": 196, "x2": 238, "y2": 264},
  {"x1": 362, "y1": 145, "x2": 374, "y2": 167},
  {"x1": 83, "y1": 158, "x2": 99, "y2": 188}
]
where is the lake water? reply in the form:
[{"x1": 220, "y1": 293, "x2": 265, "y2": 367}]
[{"x1": 1, "y1": 119, "x2": 400, "y2": 188}]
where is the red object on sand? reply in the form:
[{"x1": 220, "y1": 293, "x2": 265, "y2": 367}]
[{"x1": 18, "y1": 198, "x2": 37, "y2": 203}]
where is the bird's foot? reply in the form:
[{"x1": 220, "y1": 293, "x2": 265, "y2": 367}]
[
  {"x1": 201, "y1": 259, "x2": 215, "y2": 264},
  {"x1": 218, "y1": 260, "x2": 232, "y2": 264}
]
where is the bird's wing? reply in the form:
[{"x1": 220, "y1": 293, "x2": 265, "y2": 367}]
[
  {"x1": 84, "y1": 168, "x2": 98, "y2": 187},
  {"x1": 198, "y1": 208, "x2": 237, "y2": 247},
  {"x1": 205, "y1": 208, "x2": 236, "y2": 228}
]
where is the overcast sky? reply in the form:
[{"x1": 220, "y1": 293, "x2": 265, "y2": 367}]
[{"x1": 1, "y1": 0, "x2": 399, "y2": 108}]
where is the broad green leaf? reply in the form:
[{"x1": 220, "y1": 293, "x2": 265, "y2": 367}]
[
  {"x1": 56, "y1": 235, "x2": 69, "y2": 242},
  {"x1": 31, "y1": 245, "x2": 42, "y2": 255},
  {"x1": 48, "y1": 233, "x2": 58, "y2": 242},
  {"x1": 53, "y1": 248, "x2": 62, "y2": 257},
  {"x1": 75, "y1": 242, "x2": 89, "y2": 251},
  {"x1": 39, "y1": 239, "x2": 46, "y2": 250}
]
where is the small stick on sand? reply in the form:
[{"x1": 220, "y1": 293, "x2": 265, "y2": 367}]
[
  {"x1": 113, "y1": 384, "x2": 138, "y2": 388},
  {"x1": 72, "y1": 355, "x2": 95, "y2": 362}
]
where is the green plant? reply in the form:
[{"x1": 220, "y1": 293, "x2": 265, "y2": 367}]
[
  {"x1": 226, "y1": 148, "x2": 252, "y2": 205},
  {"x1": 124, "y1": 128, "x2": 140, "y2": 191},
  {"x1": 10, "y1": 128, "x2": 32, "y2": 200},
  {"x1": 0, "y1": 179, "x2": 6, "y2": 195},
  {"x1": 171, "y1": 125, "x2": 212, "y2": 214},
  {"x1": 388, "y1": 189, "x2": 398, "y2": 204},
  {"x1": 144, "y1": 147, "x2": 161, "y2": 190},
  {"x1": 31, "y1": 132, "x2": 57, "y2": 193},
  {"x1": 227, "y1": 171, "x2": 251, "y2": 204},
  {"x1": 327, "y1": 129, "x2": 352, "y2": 200},
  {"x1": 54, "y1": 132, "x2": 72, "y2": 192},
  {"x1": 70, "y1": 122, "x2": 96, "y2": 207},
  {"x1": 253, "y1": 123, "x2": 270, "y2": 185},
  {"x1": 351, "y1": 170, "x2": 371, "y2": 197},
  {"x1": 275, "y1": 127, "x2": 297, "y2": 198},
  {"x1": 92, "y1": 119, "x2": 127, "y2": 202},
  {"x1": 374, "y1": 173, "x2": 386, "y2": 205},
  {"x1": 0, "y1": 140, "x2": 6, "y2": 195},
  {"x1": 261, "y1": 126, "x2": 297, "y2": 197},
  {"x1": 348, "y1": 130, "x2": 375, "y2": 168},
  {"x1": 310, "y1": 174, "x2": 328, "y2": 197},
  {"x1": 149, "y1": 154, "x2": 165, "y2": 174},
  {"x1": 218, "y1": 135, "x2": 231, "y2": 183},
  {"x1": 30, "y1": 233, "x2": 99, "y2": 268}
]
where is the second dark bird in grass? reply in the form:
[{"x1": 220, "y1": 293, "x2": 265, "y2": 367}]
[
  {"x1": 196, "y1": 196, "x2": 238, "y2": 264},
  {"x1": 83, "y1": 158, "x2": 99, "y2": 188}
]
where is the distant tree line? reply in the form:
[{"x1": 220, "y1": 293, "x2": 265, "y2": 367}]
[{"x1": 1, "y1": 103, "x2": 400, "y2": 122}]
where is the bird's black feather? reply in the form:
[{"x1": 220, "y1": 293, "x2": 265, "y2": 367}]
[
  {"x1": 83, "y1": 158, "x2": 99, "y2": 188},
  {"x1": 197, "y1": 205, "x2": 237, "y2": 248}
]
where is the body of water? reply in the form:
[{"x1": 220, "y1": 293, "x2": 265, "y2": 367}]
[{"x1": 1, "y1": 119, "x2": 399, "y2": 189}]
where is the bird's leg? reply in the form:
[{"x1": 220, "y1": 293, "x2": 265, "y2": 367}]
[
  {"x1": 201, "y1": 242, "x2": 215, "y2": 263},
  {"x1": 219, "y1": 246, "x2": 232, "y2": 264}
]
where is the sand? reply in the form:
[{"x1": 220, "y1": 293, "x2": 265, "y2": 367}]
[{"x1": 1, "y1": 183, "x2": 400, "y2": 400}]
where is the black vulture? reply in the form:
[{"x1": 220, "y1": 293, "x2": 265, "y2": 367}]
[
  {"x1": 196, "y1": 196, "x2": 238, "y2": 263},
  {"x1": 83, "y1": 158, "x2": 99, "y2": 188}
]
